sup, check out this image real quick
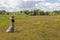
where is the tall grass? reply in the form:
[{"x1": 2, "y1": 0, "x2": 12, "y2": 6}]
[{"x1": 0, "y1": 15, "x2": 60, "y2": 40}]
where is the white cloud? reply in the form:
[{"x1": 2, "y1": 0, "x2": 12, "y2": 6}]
[
  {"x1": 23, "y1": 0, "x2": 45, "y2": 2},
  {"x1": 0, "y1": 0, "x2": 60, "y2": 11},
  {"x1": 35, "y1": 2, "x2": 60, "y2": 11},
  {"x1": 1, "y1": 0, "x2": 21, "y2": 8},
  {"x1": 0, "y1": 0, "x2": 41, "y2": 11},
  {"x1": 0, "y1": 0, "x2": 23, "y2": 11},
  {"x1": 58, "y1": 0, "x2": 60, "y2": 2}
]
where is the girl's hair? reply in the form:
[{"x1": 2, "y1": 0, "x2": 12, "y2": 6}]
[
  {"x1": 11, "y1": 16, "x2": 14, "y2": 17},
  {"x1": 10, "y1": 16, "x2": 14, "y2": 19}
]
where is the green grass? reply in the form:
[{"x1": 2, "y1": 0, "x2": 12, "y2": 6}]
[{"x1": 0, "y1": 15, "x2": 60, "y2": 40}]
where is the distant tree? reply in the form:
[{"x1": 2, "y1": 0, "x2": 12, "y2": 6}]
[
  {"x1": 2, "y1": 10, "x2": 6, "y2": 15},
  {"x1": 0, "y1": 10, "x2": 2, "y2": 15},
  {"x1": 20, "y1": 11, "x2": 23, "y2": 13},
  {"x1": 6, "y1": 12, "x2": 9, "y2": 15},
  {"x1": 32, "y1": 10, "x2": 39, "y2": 16},
  {"x1": 30, "y1": 11, "x2": 34, "y2": 16},
  {"x1": 45, "y1": 11, "x2": 49, "y2": 15},
  {"x1": 40, "y1": 11, "x2": 45, "y2": 15},
  {"x1": 24, "y1": 10, "x2": 30, "y2": 15}
]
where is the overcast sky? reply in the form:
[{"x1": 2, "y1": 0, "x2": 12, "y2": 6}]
[{"x1": 0, "y1": 0, "x2": 60, "y2": 11}]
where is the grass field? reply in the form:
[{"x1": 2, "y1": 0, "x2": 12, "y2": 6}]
[{"x1": 0, "y1": 15, "x2": 60, "y2": 40}]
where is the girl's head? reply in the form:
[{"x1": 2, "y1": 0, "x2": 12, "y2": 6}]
[{"x1": 11, "y1": 16, "x2": 14, "y2": 18}]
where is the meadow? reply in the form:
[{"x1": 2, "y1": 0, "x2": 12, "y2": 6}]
[{"x1": 0, "y1": 15, "x2": 60, "y2": 40}]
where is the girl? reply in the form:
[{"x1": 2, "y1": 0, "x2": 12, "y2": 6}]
[{"x1": 6, "y1": 16, "x2": 15, "y2": 32}]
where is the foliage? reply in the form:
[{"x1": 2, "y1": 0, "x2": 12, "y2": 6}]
[{"x1": 0, "y1": 10, "x2": 60, "y2": 16}]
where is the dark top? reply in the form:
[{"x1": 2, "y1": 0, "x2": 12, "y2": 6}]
[
  {"x1": 11, "y1": 16, "x2": 15, "y2": 23},
  {"x1": 11, "y1": 20, "x2": 14, "y2": 23}
]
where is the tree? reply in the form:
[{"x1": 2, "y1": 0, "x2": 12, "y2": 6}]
[
  {"x1": 24, "y1": 10, "x2": 30, "y2": 15},
  {"x1": 40, "y1": 11, "x2": 45, "y2": 15},
  {"x1": 32, "y1": 10, "x2": 39, "y2": 16},
  {"x1": 6, "y1": 12, "x2": 9, "y2": 15},
  {"x1": 45, "y1": 11, "x2": 49, "y2": 15},
  {"x1": 2, "y1": 10, "x2": 6, "y2": 15},
  {"x1": 0, "y1": 10, "x2": 2, "y2": 15}
]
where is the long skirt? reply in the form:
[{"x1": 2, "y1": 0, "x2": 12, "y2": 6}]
[{"x1": 6, "y1": 23, "x2": 14, "y2": 32}]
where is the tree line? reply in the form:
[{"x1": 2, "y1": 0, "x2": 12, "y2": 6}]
[{"x1": 0, "y1": 9, "x2": 60, "y2": 16}]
